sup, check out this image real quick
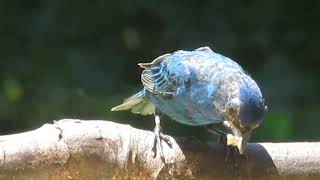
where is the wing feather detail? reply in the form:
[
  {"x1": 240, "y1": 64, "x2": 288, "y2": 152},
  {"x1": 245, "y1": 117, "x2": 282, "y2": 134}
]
[
  {"x1": 138, "y1": 53, "x2": 170, "y2": 69},
  {"x1": 139, "y1": 54, "x2": 175, "y2": 97}
]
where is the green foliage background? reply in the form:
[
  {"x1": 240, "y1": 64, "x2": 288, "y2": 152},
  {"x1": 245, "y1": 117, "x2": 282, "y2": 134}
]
[{"x1": 0, "y1": 0, "x2": 319, "y2": 142}]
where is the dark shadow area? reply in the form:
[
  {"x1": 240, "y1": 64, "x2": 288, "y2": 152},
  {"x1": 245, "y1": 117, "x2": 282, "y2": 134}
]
[
  {"x1": 246, "y1": 143, "x2": 279, "y2": 179},
  {"x1": 170, "y1": 140, "x2": 320, "y2": 179},
  {"x1": 171, "y1": 138, "x2": 281, "y2": 179}
]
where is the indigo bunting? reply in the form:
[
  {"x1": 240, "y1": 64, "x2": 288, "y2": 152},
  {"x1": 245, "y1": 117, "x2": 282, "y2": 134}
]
[{"x1": 112, "y1": 47, "x2": 267, "y2": 156}]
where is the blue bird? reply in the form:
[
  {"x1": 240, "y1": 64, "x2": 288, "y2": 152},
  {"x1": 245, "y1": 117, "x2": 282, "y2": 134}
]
[{"x1": 112, "y1": 46, "x2": 267, "y2": 156}]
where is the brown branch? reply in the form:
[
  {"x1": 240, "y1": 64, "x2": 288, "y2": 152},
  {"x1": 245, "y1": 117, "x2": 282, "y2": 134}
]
[{"x1": 0, "y1": 119, "x2": 319, "y2": 179}]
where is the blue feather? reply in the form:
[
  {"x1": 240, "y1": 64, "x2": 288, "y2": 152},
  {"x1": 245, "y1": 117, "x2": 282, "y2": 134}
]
[
  {"x1": 113, "y1": 46, "x2": 266, "y2": 129},
  {"x1": 112, "y1": 46, "x2": 267, "y2": 154}
]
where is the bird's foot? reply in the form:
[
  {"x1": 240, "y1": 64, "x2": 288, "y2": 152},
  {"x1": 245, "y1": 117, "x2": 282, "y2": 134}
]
[
  {"x1": 209, "y1": 130, "x2": 243, "y2": 151},
  {"x1": 206, "y1": 126, "x2": 247, "y2": 162},
  {"x1": 152, "y1": 131, "x2": 172, "y2": 161},
  {"x1": 224, "y1": 144, "x2": 249, "y2": 177},
  {"x1": 224, "y1": 144, "x2": 240, "y2": 163},
  {"x1": 224, "y1": 134, "x2": 245, "y2": 160},
  {"x1": 206, "y1": 126, "x2": 228, "y2": 142},
  {"x1": 152, "y1": 114, "x2": 172, "y2": 163}
]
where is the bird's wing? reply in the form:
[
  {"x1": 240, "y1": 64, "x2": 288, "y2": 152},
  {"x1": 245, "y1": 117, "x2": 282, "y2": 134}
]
[
  {"x1": 138, "y1": 54, "x2": 176, "y2": 98},
  {"x1": 137, "y1": 47, "x2": 214, "y2": 97}
]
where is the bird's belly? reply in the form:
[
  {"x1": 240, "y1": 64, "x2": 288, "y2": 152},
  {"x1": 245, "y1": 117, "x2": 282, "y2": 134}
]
[{"x1": 147, "y1": 93, "x2": 222, "y2": 126}]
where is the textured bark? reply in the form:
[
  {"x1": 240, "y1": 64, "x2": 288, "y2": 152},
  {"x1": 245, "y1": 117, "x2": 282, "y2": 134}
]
[{"x1": 0, "y1": 119, "x2": 319, "y2": 180}]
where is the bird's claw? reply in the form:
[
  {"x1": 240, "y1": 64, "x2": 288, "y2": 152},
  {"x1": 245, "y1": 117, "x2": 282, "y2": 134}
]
[
  {"x1": 207, "y1": 127, "x2": 243, "y2": 155},
  {"x1": 224, "y1": 145, "x2": 240, "y2": 163},
  {"x1": 218, "y1": 134, "x2": 244, "y2": 163},
  {"x1": 159, "y1": 133, "x2": 173, "y2": 148},
  {"x1": 224, "y1": 144, "x2": 249, "y2": 178},
  {"x1": 152, "y1": 130, "x2": 172, "y2": 162},
  {"x1": 152, "y1": 114, "x2": 172, "y2": 163}
]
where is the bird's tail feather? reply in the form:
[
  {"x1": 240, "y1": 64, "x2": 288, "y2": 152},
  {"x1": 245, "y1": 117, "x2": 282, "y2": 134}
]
[{"x1": 111, "y1": 91, "x2": 155, "y2": 115}]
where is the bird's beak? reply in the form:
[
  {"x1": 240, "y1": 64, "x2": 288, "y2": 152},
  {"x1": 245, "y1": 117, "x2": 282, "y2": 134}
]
[{"x1": 237, "y1": 130, "x2": 252, "y2": 154}]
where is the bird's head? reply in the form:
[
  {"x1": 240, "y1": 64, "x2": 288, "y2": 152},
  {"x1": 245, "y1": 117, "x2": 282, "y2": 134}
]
[
  {"x1": 238, "y1": 84, "x2": 267, "y2": 154},
  {"x1": 239, "y1": 84, "x2": 266, "y2": 129},
  {"x1": 226, "y1": 83, "x2": 267, "y2": 154}
]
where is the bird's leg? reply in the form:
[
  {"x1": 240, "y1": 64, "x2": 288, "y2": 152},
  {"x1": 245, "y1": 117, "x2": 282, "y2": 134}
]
[
  {"x1": 206, "y1": 125, "x2": 238, "y2": 146},
  {"x1": 206, "y1": 124, "x2": 242, "y2": 163},
  {"x1": 206, "y1": 126, "x2": 228, "y2": 144},
  {"x1": 152, "y1": 110, "x2": 172, "y2": 162},
  {"x1": 221, "y1": 121, "x2": 248, "y2": 172}
]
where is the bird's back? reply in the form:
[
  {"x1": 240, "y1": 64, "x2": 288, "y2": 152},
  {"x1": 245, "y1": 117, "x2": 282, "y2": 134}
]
[{"x1": 142, "y1": 47, "x2": 246, "y2": 126}]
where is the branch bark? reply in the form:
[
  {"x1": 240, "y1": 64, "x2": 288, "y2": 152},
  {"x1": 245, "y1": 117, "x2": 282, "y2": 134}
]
[{"x1": 0, "y1": 119, "x2": 319, "y2": 179}]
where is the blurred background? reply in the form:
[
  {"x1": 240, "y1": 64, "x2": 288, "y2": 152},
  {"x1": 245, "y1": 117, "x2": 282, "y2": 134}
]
[{"x1": 0, "y1": 0, "x2": 319, "y2": 142}]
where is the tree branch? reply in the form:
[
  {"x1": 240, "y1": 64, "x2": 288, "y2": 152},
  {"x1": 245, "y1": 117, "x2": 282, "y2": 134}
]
[{"x1": 0, "y1": 119, "x2": 319, "y2": 179}]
